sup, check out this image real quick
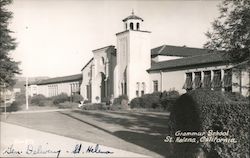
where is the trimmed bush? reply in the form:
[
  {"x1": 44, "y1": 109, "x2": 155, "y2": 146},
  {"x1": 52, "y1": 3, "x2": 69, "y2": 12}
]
[
  {"x1": 7, "y1": 101, "x2": 20, "y2": 112},
  {"x1": 130, "y1": 90, "x2": 179, "y2": 111},
  {"x1": 31, "y1": 94, "x2": 47, "y2": 106},
  {"x1": 15, "y1": 93, "x2": 28, "y2": 105},
  {"x1": 72, "y1": 93, "x2": 83, "y2": 103},
  {"x1": 160, "y1": 90, "x2": 180, "y2": 111},
  {"x1": 169, "y1": 89, "x2": 249, "y2": 158},
  {"x1": 113, "y1": 95, "x2": 128, "y2": 108},
  {"x1": 52, "y1": 93, "x2": 69, "y2": 105}
]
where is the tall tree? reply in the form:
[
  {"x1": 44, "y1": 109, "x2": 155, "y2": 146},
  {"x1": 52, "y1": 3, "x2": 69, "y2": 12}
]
[
  {"x1": 0, "y1": 0, "x2": 20, "y2": 88},
  {"x1": 204, "y1": 0, "x2": 250, "y2": 65}
]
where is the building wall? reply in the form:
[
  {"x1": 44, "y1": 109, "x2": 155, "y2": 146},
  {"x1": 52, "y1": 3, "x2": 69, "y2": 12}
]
[
  {"x1": 32, "y1": 81, "x2": 81, "y2": 98},
  {"x1": 81, "y1": 60, "x2": 93, "y2": 101},
  {"x1": 149, "y1": 64, "x2": 249, "y2": 95},
  {"x1": 115, "y1": 30, "x2": 151, "y2": 100}
]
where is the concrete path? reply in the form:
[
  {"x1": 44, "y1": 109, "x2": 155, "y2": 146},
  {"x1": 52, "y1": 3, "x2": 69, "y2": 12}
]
[{"x1": 0, "y1": 122, "x2": 148, "y2": 158}]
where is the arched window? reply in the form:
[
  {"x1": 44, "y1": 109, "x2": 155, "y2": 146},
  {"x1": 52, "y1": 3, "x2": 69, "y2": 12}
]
[
  {"x1": 130, "y1": 22, "x2": 134, "y2": 30},
  {"x1": 136, "y1": 23, "x2": 140, "y2": 30},
  {"x1": 101, "y1": 57, "x2": 105, "y2": 65}
]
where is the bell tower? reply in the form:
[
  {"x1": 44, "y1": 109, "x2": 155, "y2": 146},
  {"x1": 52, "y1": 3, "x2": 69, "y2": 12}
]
[
  {"x1": 123, "y1": 10, "x2": 144, "y2": 31},
  {"x1": 114, "y1": 11, "x2": 151, "y2": 101}
]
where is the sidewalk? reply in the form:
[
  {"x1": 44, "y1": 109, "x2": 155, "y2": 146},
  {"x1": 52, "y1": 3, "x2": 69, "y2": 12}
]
[{"x1": 0, "y1": 122, "x2": 148, "y2": 158}]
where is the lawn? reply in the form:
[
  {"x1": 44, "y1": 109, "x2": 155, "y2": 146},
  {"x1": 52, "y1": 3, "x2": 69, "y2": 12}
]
[{"x1": 1, "y1": 109, "x2": 172, "y2": 157}]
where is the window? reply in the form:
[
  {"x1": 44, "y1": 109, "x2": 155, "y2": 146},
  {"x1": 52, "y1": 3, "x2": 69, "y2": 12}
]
[
  {"x1": 136, "y1": 23, "x2": 140, "y2": 30},
  {"x1": 183, "y1": 73, "x2": 193, "y2": 90},
  {"x1": 212, "y1": 70, "x2": 222, "y2": 90},
  {"x1": 194, "y1": 72, "x2": 202, "y2": 89},
  {"x1": 203, "y1": 71, "x2": 211, "y2": 89},
  {"x1": 141, "y1": 82, "x2": 145, "y2": 96},
  {"x1": 136, "y1": 82, "x2": 140, "y2": 97},
  {"x1": 130, "y1": 22, "x2": 134, "y2": 30},
  {"x1": 153, "y1": 80, "x2": 158, "y2": 92},
  {"x1": 223, "y1": 69, "x2": 232, "y2": 92},
  {"x1": 125, "y1": 23, "x2": 127, "y2": 30}
]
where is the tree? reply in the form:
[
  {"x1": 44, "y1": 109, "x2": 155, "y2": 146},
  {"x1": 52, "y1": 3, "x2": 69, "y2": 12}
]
[
  {"x1": 204, "y1": 0, "x2": 250, "y2": 65},
  {"x1": 0, "y1": 0, "x2": 20, "y2": 88}
]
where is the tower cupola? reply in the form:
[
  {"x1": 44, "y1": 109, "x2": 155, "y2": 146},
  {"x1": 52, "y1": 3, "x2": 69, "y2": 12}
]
[{"x1": 122, "y1": 10, "x2": 143, "y2": 31}]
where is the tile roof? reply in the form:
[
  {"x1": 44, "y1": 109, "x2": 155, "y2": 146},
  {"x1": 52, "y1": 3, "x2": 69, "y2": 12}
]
[
  {"x1": 151, "y1": 45, "x2": 216, "y2": 57},
  {"x1": 148, "y1": 53, "x2": 229, "y2": 72},
  {"x1": 122, "y1": 13, "x2": 143, "y2": 22},
  {"x1": 32, "y1": 74, "x2": 82, "y2": 85},
  {"x1": 81, "y1": 58, "x2": 93, "y2": 71}
]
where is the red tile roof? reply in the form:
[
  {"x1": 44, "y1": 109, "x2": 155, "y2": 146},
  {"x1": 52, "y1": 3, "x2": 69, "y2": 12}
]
[
  {"x1": 151, "y1": 45, "x2": 217, "y2": 57},
  {"x1": 32, "y1": 74, "x2": 82, "y2": 85},
  {"x1": 148, "y1": 53, "x2": 229, "y2": 72}
]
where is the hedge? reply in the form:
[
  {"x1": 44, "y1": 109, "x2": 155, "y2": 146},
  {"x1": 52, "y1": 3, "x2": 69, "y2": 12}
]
[
  {"x1": 51, "y1": 93, "x2": 69, "y2": 105},
  {"x1": 130, "y1": 90, "x2": 179, "y2": 111},
  {"x1": 31, "y1": 94, "x2": 47, "y2": 106},
  {"x1": 169, "y1": 89, "x2": 249, "y2": 158}
]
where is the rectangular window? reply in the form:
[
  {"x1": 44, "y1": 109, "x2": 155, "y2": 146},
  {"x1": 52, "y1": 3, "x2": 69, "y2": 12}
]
[
  {"x1": 223, "y1": 69, "x2": 232, "y2": 92},
  {"x1": 141, "y1": 90, "x2": 144, "y2": 96},
  {"x1": 194, "y1": 72, "x2": 202, "y2": 89},
  {"x1": 153, "y1": 80, "x2": 158, "y2": 92},
  {"x1": 212, "y1": 70, "x2": 222, "y2": 90},
  {"x1": 136, "y1": 90, "x2": 139, "y2": 97},
  {"x1": 203, "y1": 71, "x2": 211, "y2": 89},
  {"x1": 183, "y1": 73, "x2": 193, "y2": 90}
]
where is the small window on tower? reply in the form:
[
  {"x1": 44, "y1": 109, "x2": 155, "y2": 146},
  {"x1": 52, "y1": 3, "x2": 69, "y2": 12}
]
[
  {"x1": 130, "y1": 22, "x2": 134, "y2": 30},
  {"x1": 136, "y1": 23, "x2": 140, "y2": 30}
]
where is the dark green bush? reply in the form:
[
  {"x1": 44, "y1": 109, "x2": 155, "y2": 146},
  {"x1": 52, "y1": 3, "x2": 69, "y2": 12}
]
[
  {"x1": 113, "y1": 95, "x2": 128, "y2": 105},
  {"x1": 71, "y1": 93, "x2": 83, "y2": 103},
  {"x1": 130, "y1": 97, "x2": 142, "y2": 108},
  {"x1": 130, "y1": 90, "x2": 179, "y2": 111},
  {"x1": 31, "y1": 94, "x2": 47, "y2": 106},
  {"x1": 7, "y1": 101, "x2": 20, "y2": 112},
  {"x1": 15, "y1": 93, "x2": 28, "y2": 105},
  {"x1": 160, "y1": 90, "x2": 180, "y2": 111},
  {"x1": 224, "y1": 91, "x2": 248, "y2": 102},
  {"x1": 169, "y1": 89, "x2": 249, "y2": 158},
  {"x1": 52, "y1": 93, "x2": 69, "y2": 105}
]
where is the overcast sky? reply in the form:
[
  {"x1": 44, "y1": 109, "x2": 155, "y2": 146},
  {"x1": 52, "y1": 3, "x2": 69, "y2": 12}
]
[{"x1": 9, "y1": 0, "x2": 221, "y2": 78}]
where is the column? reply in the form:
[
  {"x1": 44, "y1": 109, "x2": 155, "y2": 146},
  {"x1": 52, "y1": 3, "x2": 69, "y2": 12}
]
[
  {"x1": 221, "y1": 69, "x2": 225, "y2": 92},
  {"x1": 211, "y1": 70, "x2": 214, "y2": 90}
]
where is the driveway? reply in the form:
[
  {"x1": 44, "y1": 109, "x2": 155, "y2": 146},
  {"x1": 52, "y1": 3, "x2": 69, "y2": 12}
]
[{"x1": 0, "y1": 109, "x2": 172, "y2": 157}]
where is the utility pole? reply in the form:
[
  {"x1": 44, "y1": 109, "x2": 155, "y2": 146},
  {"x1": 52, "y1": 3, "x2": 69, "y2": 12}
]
[{"x1": 26, "y1": 77, "x2": 29, "y2": 110}]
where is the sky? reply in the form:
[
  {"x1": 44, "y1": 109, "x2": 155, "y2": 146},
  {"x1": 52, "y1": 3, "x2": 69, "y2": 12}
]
[{"x1": 8, "y1": 0, "x2": 222, "y2": 78}]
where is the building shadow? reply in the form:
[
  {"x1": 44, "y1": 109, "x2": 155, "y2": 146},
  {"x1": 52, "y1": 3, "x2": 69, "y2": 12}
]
[{"x1": 59, "y1": 110, "x2": 173, "y2": 157}]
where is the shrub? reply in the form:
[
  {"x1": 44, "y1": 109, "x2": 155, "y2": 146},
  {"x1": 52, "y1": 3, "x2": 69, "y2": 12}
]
[
  {"x1": 7, "y1": 101, "x2": 20, "y2": 112},
  {"x1": 160, "y1": 90, "x2": 180, "y2": 111},
  {"x1": 31, "y1": 94, "x2": 47, "y2": 106},
  {"x1": 52, "y1": 93, "x2": 69, "y2": 105},
  {"x1": 169, "y1": 89, "x2": 249, "y2": 158},
  {"x1": 71, "y1": 93, "x2": 83, "y2": 103},
  {"x1": 15, "y1": 93, "x2": 28, "y2": 105},
  {"x1": 224, "y1": 91, "x2": 248, "y2": 102},
  {"x1": 113, "y1": 95, "x2": 128, "y2": 106},
  {"x1": 130, "y1": 97, "x2": 142, "y2": 109}
]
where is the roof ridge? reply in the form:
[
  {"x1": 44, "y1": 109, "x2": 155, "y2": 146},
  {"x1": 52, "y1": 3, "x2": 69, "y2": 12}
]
[
  {"x1": 155, "y1": 52, "x2": 222, "y2": 64},
  {"x1": 158, "y1": 45, "x2": 166, "y2": 54}
]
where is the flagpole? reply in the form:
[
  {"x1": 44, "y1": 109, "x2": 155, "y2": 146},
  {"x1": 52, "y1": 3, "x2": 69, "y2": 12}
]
[{"x1": 26, "y1": 76, "x2": 29, "y2": 110}]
